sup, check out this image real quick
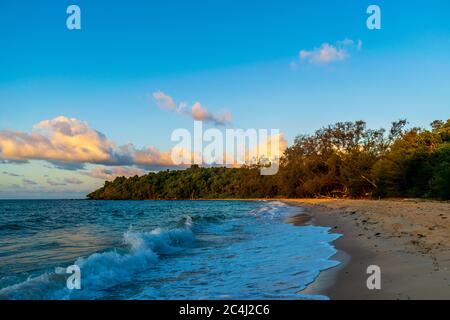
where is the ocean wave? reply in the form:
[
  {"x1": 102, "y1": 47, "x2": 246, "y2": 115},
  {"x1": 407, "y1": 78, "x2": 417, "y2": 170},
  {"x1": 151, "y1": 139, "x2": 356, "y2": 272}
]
[
  {"x1": 177, "y1": 212, "x2": 236, "y2": 226},
  {"x1": 249, "y1": 201, "x2": 298, "y2": 220},
  {"x1": 0, "y1": 221, "x2": 196, "y2": 300},
  {"x1": 0, "y1": 201, "x2": 339, "y2": 300},
  {"x1": 0, "y1": 272, "x2": 71, "y2": 300}
]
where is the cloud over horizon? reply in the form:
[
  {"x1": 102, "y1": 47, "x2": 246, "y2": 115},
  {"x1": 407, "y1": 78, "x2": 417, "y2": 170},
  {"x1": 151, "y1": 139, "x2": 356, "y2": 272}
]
[
  {"x1": 0, "y1": 116, "x2": 176, "y2": 170},
  {"x1": 22, "y1": 178, "x2": 37, "y2": 186},
  {"x1": 2, "y1": 171, "x2": 22, "y2": 177},
  {"x1": 86, "y1": 166, "x2": 148, "y2": 181},
  {"x1": 0, "y1": 116, "x2": 287, "y2": 183}
]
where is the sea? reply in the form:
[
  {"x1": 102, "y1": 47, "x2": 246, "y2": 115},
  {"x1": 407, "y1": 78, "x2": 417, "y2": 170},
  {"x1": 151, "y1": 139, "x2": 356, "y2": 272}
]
[{"x1": 0, "y1": 200, "x2": 341, "y2": 300}]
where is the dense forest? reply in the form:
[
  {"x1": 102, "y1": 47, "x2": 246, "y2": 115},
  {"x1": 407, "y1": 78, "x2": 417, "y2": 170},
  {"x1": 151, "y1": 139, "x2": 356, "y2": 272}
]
[{"x1": 88, "y1": 119, "x2": 450, "y2": 200}]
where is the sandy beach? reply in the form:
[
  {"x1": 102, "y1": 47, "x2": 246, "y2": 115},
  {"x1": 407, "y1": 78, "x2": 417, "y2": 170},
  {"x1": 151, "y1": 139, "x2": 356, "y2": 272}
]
[{"x1": 284, "y1": 199, "x2": 450, "y2": 300}]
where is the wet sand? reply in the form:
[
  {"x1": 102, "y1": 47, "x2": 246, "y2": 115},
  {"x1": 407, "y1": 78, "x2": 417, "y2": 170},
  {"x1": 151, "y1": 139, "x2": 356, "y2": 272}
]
[{"x1": 284, "y1": 199, "x2": 450, "y2": 300}]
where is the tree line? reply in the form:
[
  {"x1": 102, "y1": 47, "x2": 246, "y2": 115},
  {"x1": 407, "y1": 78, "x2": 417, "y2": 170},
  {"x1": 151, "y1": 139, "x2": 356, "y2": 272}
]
[{"x1": 87, "y1": 119, "x2": 450, "y2": 200}]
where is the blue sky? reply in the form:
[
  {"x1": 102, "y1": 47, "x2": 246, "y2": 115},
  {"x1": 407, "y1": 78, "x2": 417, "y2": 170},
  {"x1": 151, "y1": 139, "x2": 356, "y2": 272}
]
[{"x1": 1, "y1": 0, "x2": 450, "y2": 198}]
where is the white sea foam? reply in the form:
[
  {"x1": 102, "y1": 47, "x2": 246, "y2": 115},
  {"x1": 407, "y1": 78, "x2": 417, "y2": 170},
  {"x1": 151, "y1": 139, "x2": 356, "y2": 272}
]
[
  {"x1": 249, "y1": 201, "x2": 299, "y2": 220},
  {"x1": 0, "y1": 222, "x2": 195, "y2": 300}
]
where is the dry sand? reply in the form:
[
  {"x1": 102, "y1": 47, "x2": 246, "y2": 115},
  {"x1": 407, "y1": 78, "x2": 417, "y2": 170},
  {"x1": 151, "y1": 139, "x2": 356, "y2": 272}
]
[{"x1": 283, "y1": 199, "x2": 450, "y2": 300}]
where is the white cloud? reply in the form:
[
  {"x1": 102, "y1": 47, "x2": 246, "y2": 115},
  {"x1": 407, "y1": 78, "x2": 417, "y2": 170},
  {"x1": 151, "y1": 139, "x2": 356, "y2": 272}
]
[
  {"x1": 133, "y1": 146, "x2": 177, "y2": 167},
  {"x1": 47, "y1": 179, "x2": 67, "y2": 186},
  {"x1": 298, "y1": 39, "x2": 362, "y2": 65},
  {"x1": 45, "y1": 177, "x2": 83, "y2": 187},
  {"x1": 2, "y1": 171, "x2": 22, "y2": 177},
  {"x1": 0, "y1": 116, "x2": 172, "y2": 168},
  {"x1": 64, "y1": 177, "x2": 83, "y2": 185},
  {"x1": 22, "y1": 178, "x2": 37, "y2": 185},
  {"x1": 0, "y1": 116, "x2": 121, "y2": 164}
]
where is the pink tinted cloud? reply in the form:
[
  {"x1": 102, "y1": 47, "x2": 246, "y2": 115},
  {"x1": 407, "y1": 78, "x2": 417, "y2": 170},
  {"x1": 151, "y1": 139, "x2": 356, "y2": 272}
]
[
  {"x1": 298, "y1": 39, "x2": 362, "y2": 65},
  {"x1": 153, "y1": 91, "x2": 232, "y2": 125}
]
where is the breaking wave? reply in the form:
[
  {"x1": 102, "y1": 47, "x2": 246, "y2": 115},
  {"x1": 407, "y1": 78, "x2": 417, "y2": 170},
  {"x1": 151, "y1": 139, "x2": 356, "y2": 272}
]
[{"x1": 0, "y1": 218, "x2": 195, "y2": 300}]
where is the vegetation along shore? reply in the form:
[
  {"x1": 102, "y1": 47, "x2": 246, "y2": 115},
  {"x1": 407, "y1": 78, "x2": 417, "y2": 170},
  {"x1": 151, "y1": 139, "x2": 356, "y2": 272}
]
[{"x1": 88, "y1": 119, "x2": 450, "y2": 201}]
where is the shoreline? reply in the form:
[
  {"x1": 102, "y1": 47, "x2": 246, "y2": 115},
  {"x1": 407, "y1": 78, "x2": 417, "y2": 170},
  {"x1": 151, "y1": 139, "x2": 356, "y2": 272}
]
[
  {"x1": 4, "y1": 197, "x2": 450, "y2": 299},
  {"x1": 284, "y1": 199, "x2": 450, "y2": 300}
]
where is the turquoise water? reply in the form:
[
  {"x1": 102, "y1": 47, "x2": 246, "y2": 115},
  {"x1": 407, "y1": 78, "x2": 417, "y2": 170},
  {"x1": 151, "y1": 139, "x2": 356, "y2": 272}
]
[{"x1": 0, "y1": 200, "x2": 340, "y2": 300}]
